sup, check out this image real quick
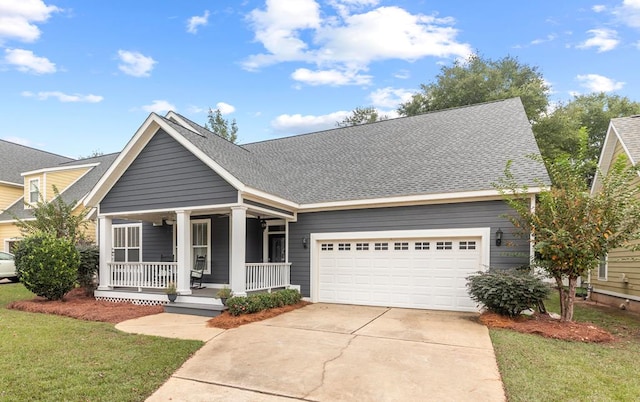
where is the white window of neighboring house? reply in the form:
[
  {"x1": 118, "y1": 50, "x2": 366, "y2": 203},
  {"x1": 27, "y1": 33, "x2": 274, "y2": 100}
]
[
  {"x1": 113, "y1": 224, "x2": 142, "y2": 262},
  {"x1": 598, "y1": 256, "x2": 608, "y2": 281},
  {"x1": 29, "y1": 179, "x2": 40, "y2": 204},
  {"x1": 191, "y1": 219, "x2": 211, "y2": 274}
]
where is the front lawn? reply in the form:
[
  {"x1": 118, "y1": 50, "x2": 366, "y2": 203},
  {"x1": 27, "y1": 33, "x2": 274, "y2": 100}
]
[
  {"x1": 491, "y1": 293, "x2": 640, "y2": 401},
  {"x1": 0, "y1": 283, "x2": 202, "y2": 401}
]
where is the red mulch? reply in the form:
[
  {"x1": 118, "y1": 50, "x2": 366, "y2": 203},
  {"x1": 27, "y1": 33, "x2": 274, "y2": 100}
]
[
  {"x1": 7, "y1": 287, "x2": 163, "y2": 324},
  {"x1": 480, "y1": 311, "x2": 615, "y2": 343},
  {"x1": 207, "y1": 300, "x2": 311, "y2": 329}
]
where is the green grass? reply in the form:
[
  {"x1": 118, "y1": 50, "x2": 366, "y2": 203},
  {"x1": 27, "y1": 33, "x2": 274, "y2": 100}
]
[
  {"x1": 491, "y1": 292, "x2": 640, "y2": 401},
  {"x1": 0, "y1": 283, "x2": 203, "y2": 401}
]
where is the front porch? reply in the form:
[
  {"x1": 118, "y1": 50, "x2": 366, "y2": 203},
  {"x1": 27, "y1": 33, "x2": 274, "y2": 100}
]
[{"x1": 94, "y1": 261, "x2": 291, "y2": 306}]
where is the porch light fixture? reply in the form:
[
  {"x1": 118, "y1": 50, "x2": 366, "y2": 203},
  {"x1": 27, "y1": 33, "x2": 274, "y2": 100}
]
[
  {"x1": 495, "y1": 228, "x2": 503, "y2": 247},
  {"x1": 260, "y1": 219, "x2": 267, "y2": 230},
  {"x1": 302, "y1": 237, "x2": 308, "y2": 249},
  {"x1": 164, "y1": 219, "x2": 176, "y2": 225}
]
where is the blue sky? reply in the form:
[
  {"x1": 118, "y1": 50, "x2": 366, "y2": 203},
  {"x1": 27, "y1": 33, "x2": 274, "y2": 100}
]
[{"x1": 1, "y1": 0, "x2": 639, "y2": 158}]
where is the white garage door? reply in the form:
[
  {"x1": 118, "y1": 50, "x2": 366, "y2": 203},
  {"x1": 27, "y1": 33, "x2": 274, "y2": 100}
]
[{"x1": 318, "y1": 237, "x2": 482, "y2": 312}]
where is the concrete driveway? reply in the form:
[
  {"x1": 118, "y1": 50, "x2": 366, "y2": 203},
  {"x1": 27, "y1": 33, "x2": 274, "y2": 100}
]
[{"x1": 147, "y1": 304, "x2": 505, "y2": 401}]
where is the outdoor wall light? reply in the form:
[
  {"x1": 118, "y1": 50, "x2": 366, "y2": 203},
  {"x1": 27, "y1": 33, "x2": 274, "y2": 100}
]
[
  {"x1": 260, "y1": 219, "x2": 267, "y2": 230},
  {"x1": 495, "y1": 228, "x2": 503, "y2": 247},
  {"x1": 302, "y1": 237, "x2": 308, "y2": 249}
]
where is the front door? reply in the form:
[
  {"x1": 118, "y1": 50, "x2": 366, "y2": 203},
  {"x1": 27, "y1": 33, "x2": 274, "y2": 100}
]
[{"x1": 269, "y1": 234, "x2": 286, "y2": 262}]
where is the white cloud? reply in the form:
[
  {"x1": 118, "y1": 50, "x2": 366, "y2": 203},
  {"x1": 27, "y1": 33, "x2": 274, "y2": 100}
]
[
  {"x1": 117, "y1": 50, "x2": 156, "y2": 77},
  {"x1": 614, "y1": 0, "x2": 640, "y2": 28},
  {"x1": 141, "y1": 100, "x2": 175, "y2": 113},
  {"x1": 186, "y1": 105, "x2": 205, "y2": 114},
  {"x1": 21, "y1": 90, "x2": 103, "y2": 102},
  {"x1": 291, "y1": 68, "x2": 372, "y2": 86},
  {"x1": 530, "y1": 34, "x2": 557, "y2": 45},
  {"x1": 592, "y1": 5, "x2": 606, "y2": 12},
  {"x1": 216, "y1": 102, "x2": 235, "y2": 115},
  {"x1": 369, "y1": 87, "x2": 413, "y2": 109},
  {"x1": 1, "y1": 136, "x2": 33, "y2": 146},
  {"x1": 393, "y1": 69, "x2": 410, "y2": 79},
  {"x1": 0, "y1": 0, "x2": 60, "y2": 43},
  {"x1": 271, "y1": 110, "x2": 350, "y2": 134},
  {"x1": 244, "y1": 1, "x2": 471, "y2": 86},
  {"x1": 4, "y1": 48, "x2": 55, "y2": 74},
  {"x1": 576, "y1": 74, "x2": 624, "y2": 92},
  {"x1": 577, "y1": 29, "x2": 619, "y2": 52},
  {"x1": 187, "y1": 10, "x2": 209, "y2": 34}
]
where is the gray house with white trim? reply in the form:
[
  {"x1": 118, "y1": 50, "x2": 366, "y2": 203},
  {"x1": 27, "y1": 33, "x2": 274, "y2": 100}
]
[{"x1": 85, "y1": 98, "x2": 549, "y2": 311}]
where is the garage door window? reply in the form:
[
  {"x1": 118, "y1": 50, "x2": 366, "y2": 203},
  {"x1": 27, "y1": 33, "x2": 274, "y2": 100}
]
[
  {"x1": 321, "y1": 243, "x2": 333, "y2": 251},
  {"x1": 415, "y1": 242, "x2": 430, "y2": 250},
  {"x1": 394, "y1": 242, "x2": 409, "y2": 250},
  {"x1": 338, "y1": 243, "x2": 351, "y2": 251},
  {"x1": 436, "y1": 241, "x2": 452, "y2": 250},
  {"x1": 356, "y1": 243, "x2": 369, "y2": 250},
  {"x1": 374, "y1": 242, "x2": 388, "y2": 250},
  {"x1": 459, "y1": 241, "x2": 477, "y2": 250}
]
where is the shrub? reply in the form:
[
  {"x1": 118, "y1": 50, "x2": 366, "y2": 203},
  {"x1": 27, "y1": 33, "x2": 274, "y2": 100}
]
[
  {"x1": 14, "y1": 233, "x2": 80, "y2": 301},
  {"x1": 76, "y1": 244, "x2": 99, "y2": 295},
  {"x1": 466, "y1": 269, "x2": 550, "y2": 317},
  {"x1": 226, "y1": 288, "x2": 302, "y2": 316}
]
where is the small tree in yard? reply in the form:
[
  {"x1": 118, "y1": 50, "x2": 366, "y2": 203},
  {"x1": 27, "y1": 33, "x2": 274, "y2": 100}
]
[{"x1": 497, "y1": 153, "x2": 640, "y2": 322}]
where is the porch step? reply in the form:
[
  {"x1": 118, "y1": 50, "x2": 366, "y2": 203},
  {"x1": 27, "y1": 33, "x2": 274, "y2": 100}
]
[{"x1": 164, "y1": 302, "x2": 227, "y2": 317}]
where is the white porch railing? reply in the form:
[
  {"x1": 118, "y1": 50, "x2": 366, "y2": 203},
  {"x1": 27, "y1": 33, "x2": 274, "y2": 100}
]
[
  {"x1": 246, "y1": 263, "x2": 291, "y2": 292},
  {"x1": 106, "y1": 262, "x2": 178, "y2": 290}
]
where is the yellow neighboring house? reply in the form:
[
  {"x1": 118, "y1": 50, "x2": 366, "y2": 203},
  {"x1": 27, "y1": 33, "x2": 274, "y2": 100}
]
[
  {"x1": 0, "y1": 140, "x2": 117, "y2": 252},
  {"x1": 591, "y1": 115, "x2": 640, "y2": 312}
]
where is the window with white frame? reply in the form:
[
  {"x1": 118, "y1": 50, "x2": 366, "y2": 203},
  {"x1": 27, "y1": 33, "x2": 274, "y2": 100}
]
[
  {"x1": 321, "y1": 243, "x2": 333, "y2": 251},
  {"x1": 598, "y1": 256, "x2": 607, "y2": 281},
  {"x1": 415, "y1": 241, "x2": 430, "y2": 250},
  {"x1": 29, "y1": 178, "x2": 40, "y2": 204},
  {"x1": 113, "y1": 224, "x2": 141, "y2": 262},
  {"x1": 192, "y1": 219, "x2": 210, "y2": 273}
]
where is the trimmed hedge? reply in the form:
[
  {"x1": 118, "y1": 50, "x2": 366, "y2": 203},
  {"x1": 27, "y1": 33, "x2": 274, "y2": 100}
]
[
  {"x1": 226, "y1": 288, "x2": 302, "y2": 316},
  {"x1": 14, "y1": 233, "x2": 80, "y2": 300},
  {"x1": 466, "y1": 269, "x2": 550, "y2": 317},
  {"x1": 77, "y1": 244, "x2": 99, "y2": 295}
]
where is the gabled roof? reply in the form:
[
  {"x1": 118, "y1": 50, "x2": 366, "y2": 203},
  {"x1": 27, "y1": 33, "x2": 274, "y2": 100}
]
[
  {"x1": 0, "y1": 140, "x2": 73, "y2": 185},
  {"x1": 592, "y1": 115, "x2": 640, "y2": 192},
  {"x1": 86, "y1": 97, "x2": 549, "y2": 210},
  {"x1": 0, "y1": 153, "x2": 118, "y2": 221}
]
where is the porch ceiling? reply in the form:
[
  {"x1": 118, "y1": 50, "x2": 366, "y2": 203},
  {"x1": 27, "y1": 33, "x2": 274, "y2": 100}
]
[{"x1": 103, "y1": 206, "x2": 286, "y2": 223}]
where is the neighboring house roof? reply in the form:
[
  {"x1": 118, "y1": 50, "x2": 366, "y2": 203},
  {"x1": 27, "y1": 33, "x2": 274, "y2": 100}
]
[
  {"x1": 87, "y1": 97, "x2": 550, "y2": 209},
  {"x1": 593, "y1": 115, "x2": 640, "y2": 193},
  {"x1": 0, "y1": 153, "x2": 118, "y2": 221},
  {"x1": 0, "y1": 140, "x2": 73, "y2": 185}
]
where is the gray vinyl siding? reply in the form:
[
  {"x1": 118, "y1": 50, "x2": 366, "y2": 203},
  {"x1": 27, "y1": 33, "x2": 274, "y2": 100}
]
[
  {"x1": 246, "y1": 218, "x2": 263, "y2": 263},
  {"x1": 101, "y1": 129, "x2": 238, "y2": 213},
  {"x1": 208, "y1": 215, "x2": 229, "y2": 284},
  {"x1": 289, "y1": 200, "x2": 529, "y2": 297},
  {"x1": 142, "y1": 222, "x2": 173, "y2": 261}
]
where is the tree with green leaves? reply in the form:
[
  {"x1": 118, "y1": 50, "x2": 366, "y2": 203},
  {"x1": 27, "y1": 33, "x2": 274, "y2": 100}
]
[
  {"x1": 497, "y1": 149, "x2": 640, "y2": 322},
  {"x1": 336, "y1": 106, "x2": 388, "y2": 127},
  {"x1": 533, "y1": 93, "x2": 640, "y2": 165},
  {"x1": 204, "y1": 108, "x2": 238, "y2": 143},
  {"x1": 14, "y1": 185, "x2": 89, "y2": 244},
  {"x1": 398, "y1": 54, "x2": 549, "y2": 123}
]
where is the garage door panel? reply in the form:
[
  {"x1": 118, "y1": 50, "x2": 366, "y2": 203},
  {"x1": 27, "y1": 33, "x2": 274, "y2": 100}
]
[{"x1": 318, "y1": 236, "x2": 481, "y2": 312}]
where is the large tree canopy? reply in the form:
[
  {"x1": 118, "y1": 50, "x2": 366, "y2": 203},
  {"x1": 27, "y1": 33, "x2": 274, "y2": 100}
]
[
  {"x1": 205, "y1": 108, "x2": 238, "y2": 143},
  {"x1": 398, "y1": 54, "x2": 550, "y2": 123},
  {"x1": 533, "y1": 93, "x2": 640, "y2": 164},
  {"x1": 336, "y1": 106, "x2": 388, "y2": 127}
]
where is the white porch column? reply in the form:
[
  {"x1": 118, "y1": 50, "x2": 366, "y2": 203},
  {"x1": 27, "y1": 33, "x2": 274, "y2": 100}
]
[
  {"x1": 176, "y1": 210, "x2": 192, "y2": 295},
  {"x1": 97, "y1": 216, "x2": 112, "y2": 290},
  {"x1": 230, "y1": 206, "x2": 247, "y2": 297}
]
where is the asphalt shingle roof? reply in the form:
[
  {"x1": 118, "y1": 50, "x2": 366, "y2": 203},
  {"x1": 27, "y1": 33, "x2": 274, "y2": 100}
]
[
  {"x1": 612, "y1": 115, "x2": 640, "y2": 163},
  {"x1": 170, "y1": 98, "x2": 549, "y2": 204},
  {"x1": 0, "y1": 140, "x2": 73, "y2": 184},
  {"x1": 0, "y1": 153, "x2": 118, "y2": 221}
]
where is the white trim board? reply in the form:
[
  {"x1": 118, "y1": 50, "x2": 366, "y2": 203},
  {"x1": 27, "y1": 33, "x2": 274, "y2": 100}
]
[
  {"x1": 592, "y1": 288, "x2": 640, "y2": 303},
  {"x1": 309, "y1": 227, "x2": 491, "y2": 304}
]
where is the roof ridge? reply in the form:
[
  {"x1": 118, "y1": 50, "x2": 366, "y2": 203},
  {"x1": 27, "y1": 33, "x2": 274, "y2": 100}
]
[
  {"x1": 244, "y1": 97, "x2": 520, "y2": 147},
  {"x1": 160, "y1": 113, "x2": 253, "y2": 153},
  {"x1": 0, "y1": 139, "x2": 74, "y2": 161}
]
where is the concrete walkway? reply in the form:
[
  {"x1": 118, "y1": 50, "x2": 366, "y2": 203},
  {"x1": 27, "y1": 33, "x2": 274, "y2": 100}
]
[{"x1": 118, "y1": 304, "x2": 505, "y2": 401}]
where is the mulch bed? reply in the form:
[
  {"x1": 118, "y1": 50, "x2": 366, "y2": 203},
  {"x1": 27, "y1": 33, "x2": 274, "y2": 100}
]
[
  {"x1": 7, "y1": 287, "x2": 163, "y2": 324},
  {"x1": 480, "y1": 311, "x2": 615, "y2": 343},
  {"x1": 207, "y1": 300, "x2": 311, "y2": 329}
]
